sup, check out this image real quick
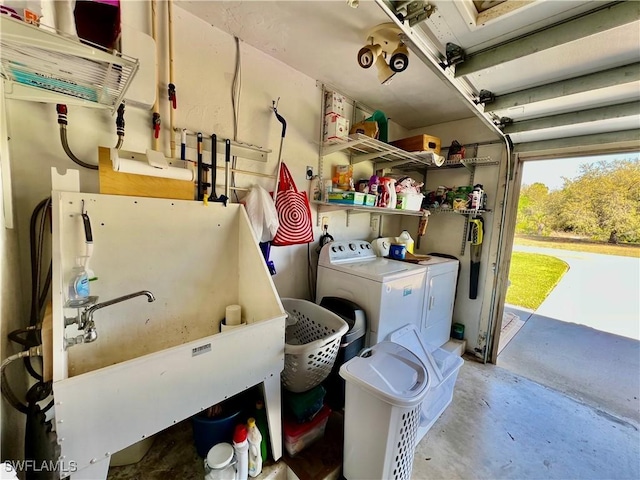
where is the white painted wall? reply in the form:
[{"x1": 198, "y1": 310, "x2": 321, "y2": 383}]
[
  {"x1": 400, "y1": 118, "x2": 505, "y2": 355},
  {"x1": 0, "y1": 80, "x2": 26, "y2": 463}
]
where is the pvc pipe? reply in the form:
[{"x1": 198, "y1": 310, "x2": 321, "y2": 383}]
[
  {"x1": 151, "y1": 0, "x2": 160, "y2": 152},
  {"x1": 168, "y1": 0, "x2": 176, "y2": 158}
]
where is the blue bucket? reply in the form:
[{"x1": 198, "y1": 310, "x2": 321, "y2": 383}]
[{"x1": 191, "y1": 408, "x2": 243, "y2": 457}]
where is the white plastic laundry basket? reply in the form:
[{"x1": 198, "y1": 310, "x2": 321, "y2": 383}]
[
  {"x1": 281, "y1": 298, "x2": 348, "y2": 393},
  {"x1": 340, "y1": 341, "x2": 430, "y2": 480}
]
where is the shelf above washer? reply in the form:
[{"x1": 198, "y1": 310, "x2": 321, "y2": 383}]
[{"x1": 312, "y1": 200, "x2": 424, "y2": 226}]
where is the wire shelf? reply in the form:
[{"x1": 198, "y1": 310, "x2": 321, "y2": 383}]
[
  {"x1": 0, "y1": 16, "x2": 139, "y2": 112},
  {"x1": 323, "y1": 133, "x2": 439, "y2": 169}
]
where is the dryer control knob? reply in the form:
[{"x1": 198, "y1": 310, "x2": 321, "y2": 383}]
[
  {"x1": 349, "y1": 244, "x2": 356, "y2": 251},
  {"x1": 339, "y1": 245, "x2": 345, "y2": 251}
]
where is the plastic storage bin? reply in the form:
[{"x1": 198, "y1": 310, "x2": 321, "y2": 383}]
[
  {"x1": 396, "y1": 192, "x2": 424, "y2": 211},
  {"x1": 388, "y1": 324, "x2": 464, "y2": 442},
  {"x1": 281, "y1": 298, "x2": 349, "y2": 393},
  {"x1": 283, "y1": 405, "x2": 332, "y2": 457},
  {"x1": 340, "y1": 342, "x2": 430, "y2": 480}
]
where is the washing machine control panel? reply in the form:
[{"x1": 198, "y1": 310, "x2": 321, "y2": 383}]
[{"x1": 322, "y1": 240, "x2": 376, "y2": 264}]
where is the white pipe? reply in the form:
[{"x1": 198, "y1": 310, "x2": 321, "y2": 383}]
[
  {"x1": 151, "y1": 0, "x2": 160, "y2": 152},
  {"x1": 168, "y1": 0, "x2": 176, "y2": 158}
]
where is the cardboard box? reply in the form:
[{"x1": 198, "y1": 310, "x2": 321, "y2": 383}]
[
  {"x1": 390, "y1": 134, "x2": 441, "y2": 155},
  {"x1": 327, "y1": 191, "x2": 365, "y2": 205},
  {"x1": 325, "y1": 90, "x2": 346, "y2": 116},
  {"x1": 323, "y1": 113, "x2": 349, "y2": 144},
  {"x1": 364, "y1": 194, "x2": 376, "y2": 207},
  {"x1": 349, "y1": 120, "x2": 379, "y2": 139}
]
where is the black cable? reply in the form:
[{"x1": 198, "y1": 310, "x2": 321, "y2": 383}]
[
  {"x1": 307, "y1": 243, "x2": 314, "y2": 301},
  {"x1": 1, "y1": 368, "x2": 28, "y2": 414},
  {"x1": 8, "y1": 328, "x2": 37, "y2": 347},
  {"x1": 24, "y1": 197, "x2": 50, "y2": 382}
]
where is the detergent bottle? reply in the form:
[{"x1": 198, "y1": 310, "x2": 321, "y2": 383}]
[
  {"x1": 387, "y1": 178, "x2": 397, "y2": 209},
  {"x1": 398, "y1": 230, "x2": 415, "y2": 254},
  {"x1": 247, "y1": 418, "x2": 263, "y2": 477}
]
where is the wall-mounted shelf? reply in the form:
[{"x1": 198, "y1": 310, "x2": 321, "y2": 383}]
[
  {"x1": 428, "y1": 207, "x2": 492, "y2": 255},
  {"x1": 427, "y1": 156, "x2": 499, "y2": 172},
  {"x1": 430, "y1": 207, "x2": 491, "y2": 215},
  {"x1": 312, "y1": 200, "x2": 423, "y2": 226},
  {"x1": 0, "y1": 16, "x2": 139, "y2": 112},
  {"x1": 323, "y1": 133, "x2": 440, "y2": 170}
]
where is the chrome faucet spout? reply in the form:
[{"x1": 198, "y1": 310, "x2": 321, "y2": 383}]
[{"x1": 81, "y1": 290, "x2": 155, "y2": 330}]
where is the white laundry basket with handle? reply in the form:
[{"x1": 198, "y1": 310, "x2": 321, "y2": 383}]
[
  {"x1": 339, "y1": 341, "x2": 430, "y2": 480},
  {"x1": 281, "y1": 298, "x2": 349, "y2": 393}
]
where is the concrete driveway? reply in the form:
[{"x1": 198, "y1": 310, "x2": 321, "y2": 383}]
[
  {"x1": 500, "y1": 246, "x2": 640, "y2": 424},
  {"x1": 513, "y1": 245, "x2": 640, "y2": 341}
]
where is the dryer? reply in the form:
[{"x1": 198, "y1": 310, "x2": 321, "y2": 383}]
[
  {"x1": 316, "y1": 240, "x2": 426, "y2": 346},
  {"x1": 418, "y1": 256, "x2": 459, "y2": 349}
]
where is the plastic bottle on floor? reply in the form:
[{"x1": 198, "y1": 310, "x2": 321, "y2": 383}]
[
  {"x1": 233, "y1": 424, "x2": 249, "y2": 480},
  {"x1": 255, "y1": 400, "x2": 270, "y2": 462},
  {"x1": 247, "y1": 418, "x2": 263, "y2": 477}
]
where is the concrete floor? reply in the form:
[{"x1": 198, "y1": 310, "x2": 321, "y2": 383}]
[
  {"x1": 412, "y1": 359, "x2": 640, "y2": 480},
  {"x1": 107, "y1": 359, "x2": 640, "y2": 480}
]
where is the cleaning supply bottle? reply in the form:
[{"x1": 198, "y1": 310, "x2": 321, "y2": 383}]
[
  {"x1": 67, "y1": 256, "x2": 90, "y2": 306},
  {"x1": 233, "y1": 424, "x2": 249, "y2": 480},
  {"x1": 398, "y1": 230, "x2": 415, "y2": 254},
  {"x1": 247, "y1": 418, "x2": 263, "y2": 477},
  {"x1": 387, "y1": 178, "x2": 397, "y2": 209},
  {"x1": 254, "y1": 400, "x2": 270, "y2": 463}
]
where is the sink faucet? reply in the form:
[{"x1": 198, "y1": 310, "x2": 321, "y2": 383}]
[{"x1": 66, "y1": 291, "x2": 155, "y2": 347}]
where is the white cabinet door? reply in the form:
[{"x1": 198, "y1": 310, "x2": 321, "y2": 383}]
[{"x1": 422, "y1": 269, "x2": 457, "y2": 348}]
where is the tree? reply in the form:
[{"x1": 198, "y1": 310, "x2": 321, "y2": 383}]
[
  {"x1": 554, "y1": 159, "x2": 640, "y2": 243},
  {"x1": 516, "y1": 182, "x2": 550, "y2": 235}
]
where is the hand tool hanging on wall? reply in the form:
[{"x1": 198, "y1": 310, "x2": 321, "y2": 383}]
[
  {"x1": 180, "y1": 129, "x2": 187, "y2": 161},
  {"x1": 223, "y1": 139, "x2": 231, "y2": 206},
  {"x1": 271, "y1": 99, "x2": 287, "y2": 202},
  {"x1": 210, "y1": 134, "x2": 228, "y2": 205},
  {"x1": 468, "y1": 216, "x2": 484, "y2": 299},
  {"x1": 196, "y1": 132, "x2": 205, "y2": 200},
  {"x1": 208, "y1": 134, "x2": 218, "y2": 201}
]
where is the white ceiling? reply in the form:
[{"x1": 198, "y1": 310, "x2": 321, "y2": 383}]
[
  {"x1": 178, "y1": 0, "x2": 640, "y2": 148},
  {"x1": 177, "y1": 0, "x2": 479, "y2": 129}
]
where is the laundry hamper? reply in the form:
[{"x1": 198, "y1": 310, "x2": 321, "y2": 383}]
[
  {"x1": 281, "y1": 298, "x2": 348, "y2": 393},
  {"x1": 340, "y1": 342, "x2": 430, "y2": 480}
]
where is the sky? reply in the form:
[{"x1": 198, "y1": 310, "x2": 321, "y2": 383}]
[{"x1": 521, "y1": 152, "x2": 640, "y2": 191}]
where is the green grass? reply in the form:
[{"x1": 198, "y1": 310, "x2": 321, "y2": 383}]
[
  {"x1": 506, "y1": 252, "x2": 569, "y2": 310},
  {"x1": 514, "y1": 235, "x2": 640, "y2": 258}
]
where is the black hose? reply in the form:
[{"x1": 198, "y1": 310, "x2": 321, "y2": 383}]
[
  {"x1": 56, "y1": 104, "x2": 99, "y2": 170},
  {"x1": 2, "y1": 368, "x2": 28, "y2": 414},
  {"x1": 115, "y1": 102, "x2": 125, "y2": 150}
]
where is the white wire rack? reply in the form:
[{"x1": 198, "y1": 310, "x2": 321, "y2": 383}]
[
  {"x1": 0, "y1": 16, "x2": 139, "y2": 112},
  {"x1": 323, "y1": 133, "x2": 440, "y2": 169}
]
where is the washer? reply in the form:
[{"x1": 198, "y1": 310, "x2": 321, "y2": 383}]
[{"x1": 316, "y1": 240, "x2": 426, "y2": 346}]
